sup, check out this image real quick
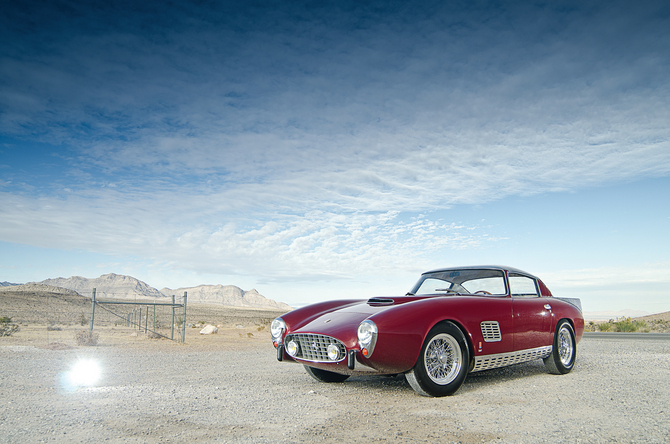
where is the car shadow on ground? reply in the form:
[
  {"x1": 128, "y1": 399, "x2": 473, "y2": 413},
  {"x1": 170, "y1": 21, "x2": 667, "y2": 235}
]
[
  {"x1": 461, "y1": 360, "x2": 550, "y2": 391},
  {"x1": 339, "y1": 360, "x2": 551, "y2": 396}
]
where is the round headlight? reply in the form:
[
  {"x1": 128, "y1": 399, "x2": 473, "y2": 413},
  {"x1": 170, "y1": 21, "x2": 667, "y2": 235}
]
[
  {"x1": 327, "y1": 344, "x2": 340, "y2": 361},
  {"x1": 270, "y1": 318, "x2": 286, "y2": 339},
  {"x1": 286, "y1": 340, "x2": 299, "y2": 357},
  {"x1": 357, "y1": 320, "x2": 377, "y2": 345},
  {"x1": 357, "y1": 320, "x2": 378, "y2": 358}
]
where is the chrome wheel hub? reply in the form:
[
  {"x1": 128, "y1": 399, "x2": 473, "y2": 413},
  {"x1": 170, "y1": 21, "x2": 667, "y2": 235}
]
[
  {"x1": 424, "y1": 333, "x2": 462, "y2": 385},
  {"x1": 557, "y1": 325, "x2": 574, "y2": 366}
]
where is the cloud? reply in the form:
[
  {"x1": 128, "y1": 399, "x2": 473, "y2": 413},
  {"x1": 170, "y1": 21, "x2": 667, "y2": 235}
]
[
  {"x1": 1, "y1": 0, "x2": 669, "y2": 291},
  {"x1": 541, "y1": 262, "x2": 670, "y2": 312}
]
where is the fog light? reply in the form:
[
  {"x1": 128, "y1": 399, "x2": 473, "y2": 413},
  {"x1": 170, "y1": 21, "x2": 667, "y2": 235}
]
[
  {"x1": 327, "y1": 344, "x2": 340, "y2": 361},
  {"x1": 286, "y1": 340, "x2": 299, "y2": 357}
]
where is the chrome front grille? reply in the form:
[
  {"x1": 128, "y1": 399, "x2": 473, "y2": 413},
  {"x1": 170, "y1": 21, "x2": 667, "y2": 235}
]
[
  {"x1": 284, "y1": 333, "x2": 346, "y2": 362},
  {"x1": 481, "y1": 321, "x2": 502, "y2": 342}
]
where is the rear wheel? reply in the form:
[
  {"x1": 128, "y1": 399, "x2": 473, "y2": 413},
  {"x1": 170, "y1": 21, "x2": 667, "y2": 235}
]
[
  {"x1": 405, "y1": 321, "x2": 469, "y2": 397},
  {"x1": 544, "y1": 319, "x2": 576, "y2": 374},
  {"x1": 304, "y1": 365, "x2": 350, "y2": 383}
]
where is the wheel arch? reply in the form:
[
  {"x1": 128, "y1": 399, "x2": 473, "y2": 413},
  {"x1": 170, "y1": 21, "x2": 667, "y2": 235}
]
[
  {"x1": 421, "y1": 318, "x2": 474, "y2": 372},
  {"x1": 552, "y1": 316, "x2": 575, "y2": 335}
]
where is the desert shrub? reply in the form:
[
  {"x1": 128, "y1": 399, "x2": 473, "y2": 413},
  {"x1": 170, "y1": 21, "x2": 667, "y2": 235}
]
[
  {"x1": 613, "y1": 317, "x2": 647, "y2": 332},
  {"x1": 0, "y1": 316, "x2": 11, "y2": 324},
  {"x1": 147, "y1": 331, "x2": 162, "y2": 339},
  {"x1": 0, "y1": 323, "x2": 20, "y2": 337},
  {"x1": 47, "y1": 324, "x2": 62, "y2": 331},
  {"x1": 598, "y1": 322, "x2": 612, "y2": 332},
  {"x1": 75, "y1": 330, "x2": 99, "y2": 346},
  {"x1": 78, "y1": 313, "x2": 88, "y2": 327}
]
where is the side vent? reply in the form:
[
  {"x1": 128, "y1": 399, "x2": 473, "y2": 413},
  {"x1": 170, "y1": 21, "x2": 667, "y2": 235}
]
[
  {"x1": 481, "y1": 321, "x2": 502, "y2": 342},
  {"x1": 367, "y1": 298, "x2": 395, "y2": 306}
]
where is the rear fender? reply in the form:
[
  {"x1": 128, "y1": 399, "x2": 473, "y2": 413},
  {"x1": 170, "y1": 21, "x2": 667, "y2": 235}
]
[{"x1": 546, "y1": 298, "x2": 585, "y2": 343}]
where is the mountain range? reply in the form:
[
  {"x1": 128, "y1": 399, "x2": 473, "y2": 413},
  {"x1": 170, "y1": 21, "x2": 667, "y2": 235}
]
[{"x1": 24, "y1": 273, "x2": 291, "y2": 311}]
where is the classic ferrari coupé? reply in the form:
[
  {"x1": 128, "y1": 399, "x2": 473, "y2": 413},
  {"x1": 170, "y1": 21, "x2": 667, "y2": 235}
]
[{"x1": 271, "y1": 266, "x2": 584, "y2": 397}]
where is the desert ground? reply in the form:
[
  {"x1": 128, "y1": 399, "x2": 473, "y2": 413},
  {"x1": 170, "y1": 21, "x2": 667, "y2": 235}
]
[{"x1": 1, "y1": 290, "x2": 669, "y2": 443}]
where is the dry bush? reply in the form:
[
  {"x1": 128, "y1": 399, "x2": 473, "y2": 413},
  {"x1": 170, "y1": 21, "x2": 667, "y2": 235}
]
[
  {"x1": 147, "y1": 331, "x2": 162, "y2": 339},
  {"x1": 0, "y1": 316, "x2": 19, "y2": 337},
  {"x1": 1, "y1": 323, "x2": 20, "y2": 337},
  {"x1": 75, "y1": 330, "x2": 99, "y2": 346}
]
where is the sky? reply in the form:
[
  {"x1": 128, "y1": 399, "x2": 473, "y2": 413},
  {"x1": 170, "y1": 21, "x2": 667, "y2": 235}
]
[{"x1": 1, "y1": 0, "x2": 669, "y2": 313}]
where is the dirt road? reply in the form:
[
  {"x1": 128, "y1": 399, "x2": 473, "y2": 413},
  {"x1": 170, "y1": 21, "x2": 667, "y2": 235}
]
[{"x1": 1, "y1": 332, "x2": 668, "y2": 443}]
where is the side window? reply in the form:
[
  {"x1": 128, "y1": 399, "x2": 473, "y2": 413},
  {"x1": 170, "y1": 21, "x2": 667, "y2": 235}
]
[
  {"x1": 461, "y1": 277, "x2": 507, "y2": 295},
  {"x1": 509, "y1": 274, "x2": 539, "y2": 297}
]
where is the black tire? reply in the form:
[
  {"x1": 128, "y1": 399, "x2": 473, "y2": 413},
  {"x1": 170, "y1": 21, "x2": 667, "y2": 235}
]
[
  {"x1": 304, "y1": 365, "x2": 350, "y2": 383},
  {"x1": 544, "y1": 319, "x2": 576, "y2": 375},
  {"x1": 405, "y1": 321, "x2": 469, "y2": 397}
]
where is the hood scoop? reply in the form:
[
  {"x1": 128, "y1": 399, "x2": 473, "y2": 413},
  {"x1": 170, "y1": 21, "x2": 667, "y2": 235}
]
[{"x1": 367, "y1": 297, "x2": 395, "y2": 306}]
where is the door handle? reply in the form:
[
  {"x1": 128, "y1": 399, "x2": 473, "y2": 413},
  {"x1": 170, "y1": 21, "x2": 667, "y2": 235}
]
[{"x1": 544, "y1": 304, "x2": 552, "y2": 310}]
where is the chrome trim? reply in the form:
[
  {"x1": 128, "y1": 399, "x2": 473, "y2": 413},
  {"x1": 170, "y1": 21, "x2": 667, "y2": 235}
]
[
  {"x1": 357, "y1": 320, "x2": 378, "y2": 358},
  {"x1": 480, "y1": 321, "x2": 502, "y2": 342},
  {"x1": 283, "y1": 333, "x2": 346, "y2": 363},
  {"x1": 472, "y1": 346, "x2": 552, "y2": 372},
  {"x1": 367, "y1": 297, "x2": 394, "y2": 305}
]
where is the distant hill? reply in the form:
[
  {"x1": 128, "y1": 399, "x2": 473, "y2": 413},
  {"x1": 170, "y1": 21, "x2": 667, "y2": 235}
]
[
  {"x1": 583, "y1": 309, "x2": 652, "y2": 321},
  {"x1": 27, "y1": 273, "x2": 291, "y2": 310},
  {"x1": 1, "y1": 281, "x2": 20, "y2": 287},
  {"x1": 160, "y1": 284, "x2": 292, "y2": 311},
  {"x1": 36, "y1": 273, "x2": 165, "y2": 300},
  {"x1": 0, "y1": 283, "x2": 81, "y2": 295}
]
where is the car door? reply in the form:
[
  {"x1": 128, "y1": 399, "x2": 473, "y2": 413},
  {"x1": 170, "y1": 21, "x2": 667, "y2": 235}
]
[{"x1": 510, "y1": 273, "x2": 552, "y2": 351}]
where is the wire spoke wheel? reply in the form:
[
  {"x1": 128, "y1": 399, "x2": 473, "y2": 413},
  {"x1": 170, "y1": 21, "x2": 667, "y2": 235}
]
[
  {"x1": 544, "y1": 319, "x2": 576, "y2": 375},
  {"x1": 406, "y1": 321, "x2": 469, "y2": 397},
  {"x1": 557, "y1": 325, "x2": 574, "y2": 366},
  {"x1": 424, "y1": 333, "x2": 462, "y2": 384}
]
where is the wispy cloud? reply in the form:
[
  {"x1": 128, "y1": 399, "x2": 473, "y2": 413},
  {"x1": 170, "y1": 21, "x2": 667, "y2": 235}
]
[{"x1": 1, "y1": 0, "x2": 669, "y2": 306}]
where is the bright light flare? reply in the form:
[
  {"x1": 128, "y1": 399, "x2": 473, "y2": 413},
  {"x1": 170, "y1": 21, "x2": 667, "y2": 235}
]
[{"x1": 67, "y1": 359, "x2": 102, "y2": 387}]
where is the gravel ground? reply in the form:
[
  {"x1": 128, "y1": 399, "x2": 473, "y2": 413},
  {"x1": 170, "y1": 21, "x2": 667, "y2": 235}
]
[{"x1": 1, "y1": 334, "x2": 668, "y2": 443}]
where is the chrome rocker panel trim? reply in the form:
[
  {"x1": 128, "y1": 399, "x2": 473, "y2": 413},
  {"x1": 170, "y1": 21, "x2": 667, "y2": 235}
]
[{"x1": 472, "y1": 346, "x2": 552, "y2": 372}]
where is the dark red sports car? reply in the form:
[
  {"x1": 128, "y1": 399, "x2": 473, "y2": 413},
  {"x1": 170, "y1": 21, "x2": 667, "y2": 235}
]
[{"x1": 271, "y1": 266, "x2": 584, "y2": 396}]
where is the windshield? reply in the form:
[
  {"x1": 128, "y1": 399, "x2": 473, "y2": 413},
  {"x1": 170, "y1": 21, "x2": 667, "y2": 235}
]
[{"x1": 410, "y1": 269, "x2": 507, "y2": 296}]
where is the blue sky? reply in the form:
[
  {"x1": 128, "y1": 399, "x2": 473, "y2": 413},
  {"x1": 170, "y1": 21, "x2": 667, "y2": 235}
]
[{"x1": 1, "y1": 0, "x2": 669, "y2": 313}]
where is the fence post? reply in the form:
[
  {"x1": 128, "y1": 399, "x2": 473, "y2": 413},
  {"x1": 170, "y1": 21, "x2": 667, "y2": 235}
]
[
  {"x1": 181, "y1": 292, "x2": 187, "y2": 343},
  {"x1": 145, "y1": 305, "x2": 148, "y2": 333},
  {"x1": 89, "y1": 288, "x2": 96, "y2": 331},
  {"x1": 171, "y1": 295, "x2": 175, "y2": 340}
]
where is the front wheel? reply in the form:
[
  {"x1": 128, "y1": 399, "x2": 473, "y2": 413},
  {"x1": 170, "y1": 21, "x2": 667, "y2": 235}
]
[
  {"x1": 304, "y1": 366, "x2": 350, "y2": 383},
  {"x1": 544, "y1": 319, "x2": 576, "y2": 374},
  {"x1": 405, "y1": 321, "x2": 469, "y2": 397}
]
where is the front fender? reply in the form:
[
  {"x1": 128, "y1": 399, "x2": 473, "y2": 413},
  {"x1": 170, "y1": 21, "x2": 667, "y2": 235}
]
[{"x1": 359, "y1": 296, "x2": 513, "y2": 373}]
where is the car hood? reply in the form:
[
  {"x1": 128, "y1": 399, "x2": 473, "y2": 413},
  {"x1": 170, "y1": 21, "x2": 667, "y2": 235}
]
[{"x1": 290, "y1": 296, "x2": 430, "y2": 346}]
